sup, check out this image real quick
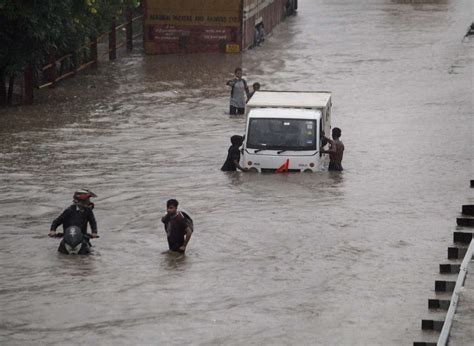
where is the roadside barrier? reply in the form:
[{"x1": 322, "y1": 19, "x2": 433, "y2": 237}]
[
  {"x1": 23, "y1": 10, "x2": 143, "y2": 104},
  {"x1": 414, "y1": 181, "x2": 474, "y2": 345},
  {"x1": 437, "y1": 239, "x2": 473, "y2": 345}
]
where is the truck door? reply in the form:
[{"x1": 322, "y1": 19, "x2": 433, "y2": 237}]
[
  {"x1": 319, "y1": 118, "x2": 323, "y2": 156},
  {"x1": 325, "y1": 104, "x2": 331, "y2": 134}
]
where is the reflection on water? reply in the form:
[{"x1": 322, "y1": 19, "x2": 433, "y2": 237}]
[
  {"x1": 160, "y1": 252, "x2": 188, "y2": 271},
  {"x1": 0, "y1": 0, "x2": 473, "y2": 344},
  {"x1": 53, "y1": 254, "x2": 99, "y2": 277}
]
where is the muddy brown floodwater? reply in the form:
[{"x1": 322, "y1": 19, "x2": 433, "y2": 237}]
[{"x1": 0, "y1": 0, "x2": 472, "y2": 345}]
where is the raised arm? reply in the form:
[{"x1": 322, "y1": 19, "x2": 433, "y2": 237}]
[{"x1": 323, "y1": 135, "x2": 334, "y2": 145}]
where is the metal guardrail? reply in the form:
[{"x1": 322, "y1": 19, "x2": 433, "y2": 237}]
[
  {"x1": 37, "y1": 14, "x2": 143, "y2": 90},
  {"x1": 437, "y1": 239, "x2": 474, "y2": 345}
]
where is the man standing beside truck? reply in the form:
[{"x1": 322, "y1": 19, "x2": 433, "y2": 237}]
[
  {"x1": 322, "y1": 127, "x2": 344, "y2": 171},
  {"x1": 221, "y1": 135, "x2": 248, "y2": 172}
]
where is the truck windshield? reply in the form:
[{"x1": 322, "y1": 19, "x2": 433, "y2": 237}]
[{"x1": 247, "y1": 118, "x2": 317, "y2": 151}]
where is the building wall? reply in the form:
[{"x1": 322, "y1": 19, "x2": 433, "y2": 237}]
[
  {"x1": 144, "y1": 0, "x2": 289, "y2": 54},
  {"x1": 241, "y1": 0, "x2": 287, "y2": 49}
]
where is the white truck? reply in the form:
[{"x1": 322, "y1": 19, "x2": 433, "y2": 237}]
[{"x1": 242, "y1": 91, "x2": 332, "y2": 173}]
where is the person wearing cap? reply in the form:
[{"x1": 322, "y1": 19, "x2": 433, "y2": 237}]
[{"x1": 48, "y1": 189, "x2": 99, "y2": 238}]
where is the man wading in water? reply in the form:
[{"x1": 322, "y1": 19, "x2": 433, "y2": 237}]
[
  {"x1": 226, "y1": 67, "x2": 250, "y2": 115},
  {"x1": 161, "y1": 199, "x2": 193, "y2": 254},
  {"x1": 322, "y1": 127, "x2": 344, "y2": 171}
]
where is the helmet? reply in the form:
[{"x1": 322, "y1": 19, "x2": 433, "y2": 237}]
[{"x1": 73, "y1": 189, "x2": 97, "y2": 209}]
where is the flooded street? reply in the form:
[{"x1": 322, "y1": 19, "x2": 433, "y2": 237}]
[{"x1": 1, "y1": 0, "x2": 473, "y2": 344}]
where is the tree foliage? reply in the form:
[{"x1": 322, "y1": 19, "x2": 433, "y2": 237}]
[{"x1": 0, "y1": 0, "x2": 140, "y2": 104}]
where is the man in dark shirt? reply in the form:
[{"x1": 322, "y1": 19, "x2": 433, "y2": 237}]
[
  {"x1": 161, "y1": 199, "x2": 193, "y2": 253},
  {"x1": 221, "y1": 135, "x2": 248, "y2": 172},
  {"x1": 48, "y1": 189, "x2": 98, "y2": 238}
]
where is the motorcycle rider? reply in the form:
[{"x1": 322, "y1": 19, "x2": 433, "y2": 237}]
[{"x1": 48, "y1": 189, "x2": 99, "y2": 238}]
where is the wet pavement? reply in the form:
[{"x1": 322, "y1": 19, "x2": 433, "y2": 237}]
[{"x1": 0, "y1": 0, "x2": 473, "y2": 345}]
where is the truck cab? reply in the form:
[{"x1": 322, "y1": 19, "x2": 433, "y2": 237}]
[{"x1": 243, "y1": 91, "x2": 332, "y2": 172}]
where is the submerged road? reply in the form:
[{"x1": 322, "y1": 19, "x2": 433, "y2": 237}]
[{"x1": 0, "y1": 0, "x2": 472, "y2": 344}]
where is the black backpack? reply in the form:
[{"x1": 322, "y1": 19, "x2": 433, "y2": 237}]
[{"x1": 180, "y1": 211, "x2": 194, "y2": 233}]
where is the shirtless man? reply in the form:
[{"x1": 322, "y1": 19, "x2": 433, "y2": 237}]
[{"x1": 322, "y1": 127, "x2": 344, "y2": 171}]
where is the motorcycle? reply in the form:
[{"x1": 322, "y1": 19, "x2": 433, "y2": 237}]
[{"x1": 55, "y1": 226, "x2": 99, "y2": 255}]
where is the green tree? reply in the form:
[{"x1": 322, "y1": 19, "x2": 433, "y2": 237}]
[{"x1": 0, "y1": 0, "x2": 140, "y2": 105}]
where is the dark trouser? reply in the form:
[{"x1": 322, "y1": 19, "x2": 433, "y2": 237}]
[
  {"x1": 328, "y1": 162, "x2": 343, "y2": 171},
  {"x1": 167, "y1": 238, "x2": 185, "y2": 253},
  {"x1": 230, "y1": 106, "x2": 245, "y2": 115},
  {"x1": 169, "y1": 248, "x2": 185, "y2": 254}
]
